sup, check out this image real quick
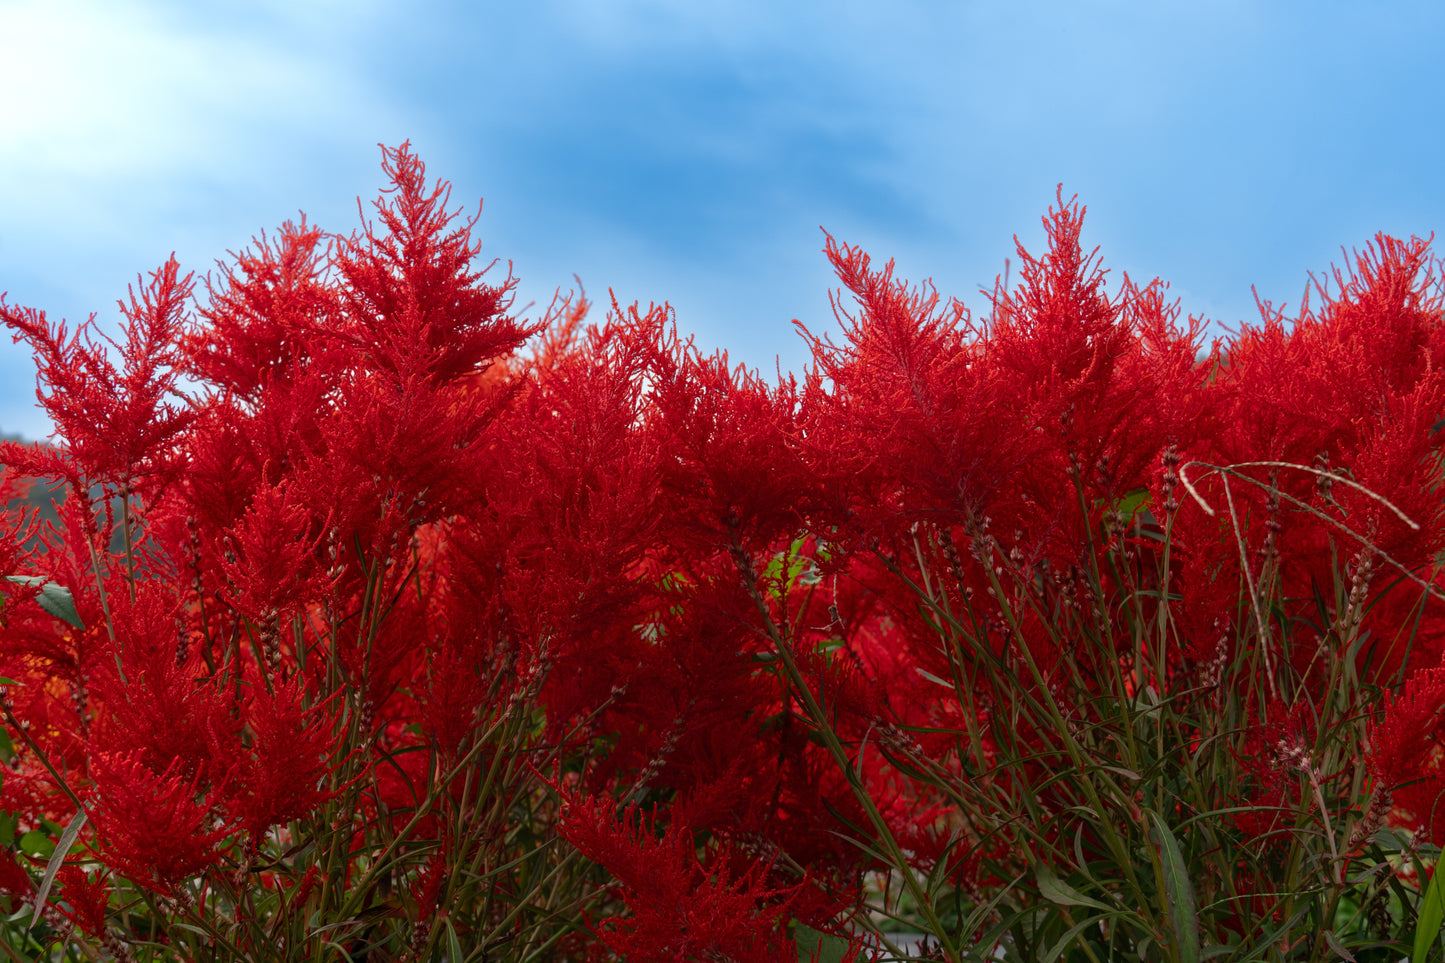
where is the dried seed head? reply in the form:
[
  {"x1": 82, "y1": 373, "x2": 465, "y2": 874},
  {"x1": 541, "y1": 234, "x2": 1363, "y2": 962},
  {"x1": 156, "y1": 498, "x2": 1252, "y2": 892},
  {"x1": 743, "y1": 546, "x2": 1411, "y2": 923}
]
[
  {"x1": 1346, "y1": 786, "x2": 1393, "y2": 854},
  {"x1": 1160, "y1": 445, "x2": 1182, "y2": 514},
  {"x1": 1094, "y1": 452, "x2": 1112, "y2": 490},
  {"x1": 1313, "y1": 451, "x2": 1336, "y2": 505},
  {"x1": 938, "y1": 526, "x2": 966, "y2": 584},
  {"x1": 878, "y1": 721, "x2": 926, "y2": 759},
  {"x1": 260, "y1": 613, "x2": 283, "y2": 674},
  {"x1": 1201, "y1": 623, "x2": 1229, "y2": 693},
  {"x1": 1259, "y1": 471, "x2": 1282, "y2": 563},
  {"x1": 1275, "y1": 733, "x2": 1318, "y2": 782}
]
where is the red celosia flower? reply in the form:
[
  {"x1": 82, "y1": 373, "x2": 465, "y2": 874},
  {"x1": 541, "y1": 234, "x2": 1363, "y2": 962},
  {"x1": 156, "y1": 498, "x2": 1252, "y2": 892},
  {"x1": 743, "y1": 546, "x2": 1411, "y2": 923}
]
[
  {"x1": 0, "y1": 468, "x2": 38, "y2": 581},
  {"x1": 986, "y1": 191, "x2": 1214, "y2": 564},
  {"x1": 291, "y1": 864, "x2": 320, "y2": 911},
  {"x1": 218, "y1": 477, "x2": 331, "y2": 621},
  {"x1": 0, "y1": 850, "x2": 33, "y2": 898},
  {"x1": 1370, "y1": 666, "x2": 1445, "y2": 819},
  {"x1": 557, "y1": 791, "x2": 808, "y2": 963},
  {"x1": 88, "y1": 751, "x2": 231, "y2": 897},
  {"x1": 2, "y1": 257, "x2": 196, "y2": 490},
  {"x1": 55, "y1": 864, "x2": 111, "y2": 939},
  {"x1": 411, "y1": 848, "x2": 447, "y2": 923},
  {"x1": 187, "y1": 217, "x2": 337, "y2": 400},
  {"x1": 332, "y1": 141, "x2": 539, "y2": 385},
  {"x1": 1192, "y1": 230, "x2": 1445, "y2": 682},
  {"x1": 800, "y1": 233, "x2": 1024, "y2": 532},
  {"x1": 88, "y1": 583, "x2": 241, "y2": 787},
  {"x1": 419, "y1": 636, "x2": 490, "y2": 761},
  {"x1": 222, "y1": 677, "x2": 338, "y2": 852},
  {"x1": 645, "y1": 307, "x2": 827, "y2": 556}
]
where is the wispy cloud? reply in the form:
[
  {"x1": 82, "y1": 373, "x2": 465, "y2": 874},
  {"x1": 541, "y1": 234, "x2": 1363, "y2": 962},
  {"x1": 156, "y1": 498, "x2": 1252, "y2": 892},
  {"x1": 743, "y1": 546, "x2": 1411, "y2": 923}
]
[{"x1": 0, "y1": 0, "x2": 400, "y2": 435}]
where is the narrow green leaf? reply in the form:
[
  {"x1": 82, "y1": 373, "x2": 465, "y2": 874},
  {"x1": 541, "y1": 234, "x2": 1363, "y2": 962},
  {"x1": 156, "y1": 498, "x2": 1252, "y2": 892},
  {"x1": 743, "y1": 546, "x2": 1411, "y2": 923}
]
[
  {"x1": 28, "y1": 810, "x2": 86, "y2": 934},
  {"x1": 1035, "y1": 862, "x2": 1114, "y2": 913},
  {"x1": 914, "y1": 667, "x2": 955, "y2": 688},
  {"x1": 1415, "y1": 865, "x2": 1445, "y2": 963},
  {"x1": 853, "y1": 726, "x2": 871, "y2": 782},
  {"x1": 445, "y1": 917, "x2": 465, "y2": 963},
  {"x1": 1148, "y1": 808, "x2": 1200, "y2": 963},
  {"x1": 1322, "y1": 929, "x2": 1357, "y2": 962},
  {"x1": 5, "y1": 577, "x2": 84, "y2": 629},
  {"x1": 1100, "y1": 765, "x2": 1142, "y2": 781},
  {"x1": 1042, "y1": 914, "x2": 1110, "y2": 963}
]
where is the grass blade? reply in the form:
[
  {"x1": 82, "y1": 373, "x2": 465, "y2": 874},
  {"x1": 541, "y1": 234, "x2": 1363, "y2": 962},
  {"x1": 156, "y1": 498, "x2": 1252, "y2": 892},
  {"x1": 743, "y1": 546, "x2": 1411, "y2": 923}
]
[
  {"x1": 1148, "y1": 808, "x2": 1199, "y2": 963},
  {"x1": 1416, "y1": 864, "x2": 1445, "y2": 963},
  {"x1": 28, "y1": 809, "x2": 86, "y2": 934}
]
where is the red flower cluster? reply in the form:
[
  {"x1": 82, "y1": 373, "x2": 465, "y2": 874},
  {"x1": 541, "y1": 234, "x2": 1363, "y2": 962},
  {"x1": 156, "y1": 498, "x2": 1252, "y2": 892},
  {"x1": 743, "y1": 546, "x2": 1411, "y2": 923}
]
[{"x1": 0, "y1": 145, "x2": 1442, "y2": 957}]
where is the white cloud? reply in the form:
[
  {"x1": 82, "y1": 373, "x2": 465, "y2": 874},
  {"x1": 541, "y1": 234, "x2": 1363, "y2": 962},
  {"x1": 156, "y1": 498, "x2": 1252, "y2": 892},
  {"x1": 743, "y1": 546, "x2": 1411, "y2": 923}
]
[
  {"x1": 0, "y1": 0, "x2": 400, "y2": 437},
  {"x1": 5, "y1": 2, "x2": 332, "y2": 177},
  {"x1": 4, "y1": 5, "x2": 165, "y2": 176}
]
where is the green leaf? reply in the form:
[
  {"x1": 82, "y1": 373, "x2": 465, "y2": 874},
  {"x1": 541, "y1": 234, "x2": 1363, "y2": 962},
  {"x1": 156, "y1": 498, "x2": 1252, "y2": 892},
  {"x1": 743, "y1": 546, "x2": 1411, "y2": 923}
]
[
  {"x1": 1322, "y1": 929, "x2": 1356, "y2": 962},
  {"x1": 1035, "y1": 862, "x2": 1114, "y2": 913},
  {"x1": 913, "y1": 667, "x2": 955, "y2": 689},
  {"x1": 1042, "y1": 914, "x2": 1110, "y2": 963},
  {"x1": 1100, "y1": 765, "x2": 1142, "y2": 781},
  {"x1": 794, "y1": 922, "x2": 851, "y2": 963},
  {"x1": 1148, "y1": 808, "x2": 1200, "y2": 963},
  {"x1": 28, "y1": 809, "x2": 86, "y2": 935},
  {"x1": 4, "y1": 577, "x2": 84, "y2": 629},
  {"x1": 1374, "y1": 826, "x2": 1414, "y2": 853},
  {"x1": 1115, "y1": 487, "x2": 1152, "y2": 516},
  {"x1": 445, "y1": 917, "x2": 465, "y2": 963},
  {"x1": 17, "y1": 829, "x2": 53, "y2": 859},
  {"x1": 1416, "y1": 865, "x2": 1445, "y2": 963}
]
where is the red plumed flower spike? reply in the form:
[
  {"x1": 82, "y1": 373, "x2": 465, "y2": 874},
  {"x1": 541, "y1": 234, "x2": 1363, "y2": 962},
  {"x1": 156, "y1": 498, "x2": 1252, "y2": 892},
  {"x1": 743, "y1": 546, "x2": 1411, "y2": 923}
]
[
  {"x1": 2, "y1": 258, "x2": 196, "y2": 490},
  {"x1": 223, "y1": 677, "x2": 339, "y2": 853},
  {"x1": 54, "y1": 865, "x2": 111, "y2": 939},
  {"x1": 189, "y1": 217, "x2": 337, "y2": 399},
  {"x1": 332, "y1": 142, "x2": 540, "y2": 384},
  {"x1": 800, "y1": 233, "x2": 1028, "y2": 528},
  {"x1": 558, "y1": 791, "x2": 805, "y2": 963},
  {"x1": 990, "y1": 190, "x2": 1128, "y2": 409},
  {"x1": 1370, "y1": 665, "x2": 1445, "y2": 788},
  {"x1": 219, "y1": 477, "x2": 331, "y2": 621},
  {"x1": 88, "y1": 751, "x2": 231, "y2": 897}
]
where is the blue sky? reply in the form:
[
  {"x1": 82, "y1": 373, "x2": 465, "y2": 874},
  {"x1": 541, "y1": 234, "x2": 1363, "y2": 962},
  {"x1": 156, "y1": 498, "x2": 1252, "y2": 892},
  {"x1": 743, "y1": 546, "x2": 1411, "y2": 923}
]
[{"x1": 1, "y1": 0, "x2": 1441, "y2": 440}]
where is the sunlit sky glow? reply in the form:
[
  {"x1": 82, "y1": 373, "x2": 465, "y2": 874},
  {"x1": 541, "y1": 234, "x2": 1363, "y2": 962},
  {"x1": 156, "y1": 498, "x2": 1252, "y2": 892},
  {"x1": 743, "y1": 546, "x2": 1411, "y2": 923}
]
[{"x1": 2, "y1": 0, "x2": 1441, "y2": 439}]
